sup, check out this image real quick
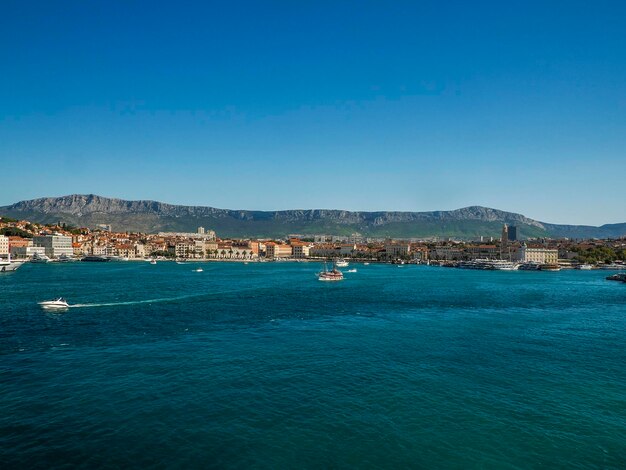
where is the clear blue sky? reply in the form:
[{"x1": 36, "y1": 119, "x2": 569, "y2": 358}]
[{"x1": 1, "y1": 1, "x2": 625, "y2": 225}]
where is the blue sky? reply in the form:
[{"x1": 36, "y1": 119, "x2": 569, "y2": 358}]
[{"x1": 1, "y1": 1, "x2": 625, "y2": 225}]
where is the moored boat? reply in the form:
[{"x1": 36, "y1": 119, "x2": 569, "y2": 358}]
[
  {"x1": 81, "y1": 255, "x2": 110, "y2": 262},
  {"x1": 539, "y1": 263, "x2": 561, "y2": 272},
  {"x1": 0, "y1": 255, "x2": 24, "y2": 273},
  {"x1": 599, "y1": 264, "x2": 626, "y2": 270},
  {"x1": 30, "y1": 252, "x2": 51, "y2": 263}
]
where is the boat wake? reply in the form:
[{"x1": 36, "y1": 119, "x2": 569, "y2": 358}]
[{"x1": 65, "y1": 288, "x2": 259, "y2": 309}]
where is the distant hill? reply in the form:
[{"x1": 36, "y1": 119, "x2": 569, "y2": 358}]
[{"x1": 1, "y1": 194, "x2": 625, "y2": 239}]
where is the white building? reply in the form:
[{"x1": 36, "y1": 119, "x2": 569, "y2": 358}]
[
  {"x1": 0, "y1": 235, "x2": 9, "y2": 260},
  {"x1": 12, "y1": 246, "x2": 46, "y2": 259},
  {"x1": 516, "y1": 245, "x2": 558, "y2": 264},
  {"x1": 175, "y1": 241, "x2": 197, "y2": 258},
  {"x1": 32, "y1": 235, "x2": 73, "y2": 258},
  {"x1": 385, "y1": 243, "x2": 411, "y2": 259},
  {"x1": 158, "y1": 230, "x2": 216, "y2": 240},
  {"x1": 292, "y1": 243, "x2": 313, "y2": 259}
]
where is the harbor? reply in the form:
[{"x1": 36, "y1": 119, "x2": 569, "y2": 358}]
[{"x1": 2, "y1": 260, "x2": 626, "y2": 468}]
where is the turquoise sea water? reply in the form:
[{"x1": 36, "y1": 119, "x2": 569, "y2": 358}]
[{"x1": 1, "y1": 262, "x2": 625, "y2": 468}]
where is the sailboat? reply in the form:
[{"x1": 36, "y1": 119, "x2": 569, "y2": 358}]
[{"x1": 317, "y1": 262, "x2": 344, "y2": 281}]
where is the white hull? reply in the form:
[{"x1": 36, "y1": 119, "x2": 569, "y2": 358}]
[
  {"x1": 0, "y1": 261, "x2": 23, "y2": 272},
  {"x1": 38, "y1": 299, "x2": 69, "y2": 310}
]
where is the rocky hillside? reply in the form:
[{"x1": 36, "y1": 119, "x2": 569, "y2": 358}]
[{"x1": 1, "y1": 194, "x2": 624, "y2": 239}]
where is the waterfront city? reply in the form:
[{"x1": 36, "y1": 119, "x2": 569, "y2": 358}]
[{"x1": 2, "y1": 216, "x2": 625, "y2": 271}]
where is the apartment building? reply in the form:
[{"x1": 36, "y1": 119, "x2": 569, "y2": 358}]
[
  {"x1": 265, "y1": 242, "x2": 292, "y2": 259},
  {"x1": 0, "y1": 235, "x2": 9, "y2": 260},
  {"x1": 32, "y1": 235, "x2": 73, "y2": 258}
]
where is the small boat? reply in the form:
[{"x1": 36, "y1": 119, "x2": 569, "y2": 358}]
[
  {"x1": 194, "y1": 268, "x2": 203, "y2": 272},
  {"x1": 539, "y1": 263, "x2": 561, "y2": 272},
  {"x1": 30, "y1": 253, "x2": 50, "y2": 263},
  {"x1": 577, "y1": 264, "x2": 593, "y2": 270},
  {"x1": 150, "y1": 260, "x2": 157, "y2": 265},
  {"x1": 363, "y1": 262, "x2": 370, "y2": 266},
  {"x1": 38, "y1": 298, "x2": 69, "y2": 310},
  {"x1": 335, "y1": 259, "x2": 349, "y2": 268},
  {"x1": 347, "y1": 268, "x2": 357, "y2": 273},
  {"x1": 606, "y1": 273, "x2": 626, "y2": 281},
  {"x1": 599, "y1": 264, "x2": 626, "y2": 270},
  {"x1": 518, "y1": 262, "x2": 541, "y2": 271},
  {"x1": 318, "y1": 262, "x2": 344, "y2": 281}
]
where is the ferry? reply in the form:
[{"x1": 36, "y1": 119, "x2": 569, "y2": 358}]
[
  {"x1": 491, "y1": 260, "x2": 519, "y2": 271},
  {"x1": 318, "y1": 263, "x2": 344, "y2": 281}
]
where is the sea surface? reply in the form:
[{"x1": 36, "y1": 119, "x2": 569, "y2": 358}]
[{"x1": 1, "y1": 261, "x2": 625, "y2": 468}]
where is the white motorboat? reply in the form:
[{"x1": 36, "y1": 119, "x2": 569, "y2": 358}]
[
  {"x1": 335, "y1": 259, "x2": 349, "y2": 268},
  {"x1": 0, "y1": 255, "x2": 24, "y2": 273},
  {"x1": 150, "y1": 259, "x2": 157, "y2": 265},
  {"x1": 38, "y1": 298, "x2": 69, "y2": 310},
  {"x1": 577, "y1": 264, "x2": 593, "y2": 270},
  {"x1": 31, "y1": 253, "x2": 51, "y2": 263},
  {"x1": 347, "y1": 268, "x2": 357, "y2": 273},
  {"x1": 363, "y1": 262, "x2": 370, "y2": 265},
  {"x1": 194, "y1": 268, "x2": 203, "y2": 272}
]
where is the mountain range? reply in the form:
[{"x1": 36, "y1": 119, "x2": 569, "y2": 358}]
[{"x1": 1, "y1": 194, "x2": 625, "y2": 240}]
